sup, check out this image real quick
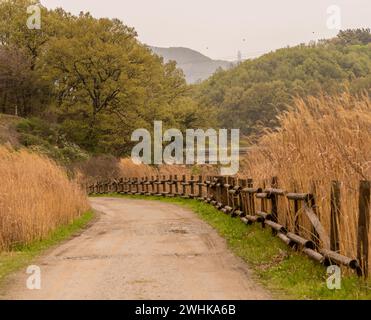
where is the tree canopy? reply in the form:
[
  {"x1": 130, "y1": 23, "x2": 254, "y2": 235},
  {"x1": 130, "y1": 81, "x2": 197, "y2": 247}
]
[{"x1": 0, "y1": 0, "x2": 212, "y2": 156}]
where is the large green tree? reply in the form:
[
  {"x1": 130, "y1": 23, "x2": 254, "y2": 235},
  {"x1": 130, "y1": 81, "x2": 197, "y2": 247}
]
[{"x1": 0, "y1": 1, "x2": 211, "y2": 156}]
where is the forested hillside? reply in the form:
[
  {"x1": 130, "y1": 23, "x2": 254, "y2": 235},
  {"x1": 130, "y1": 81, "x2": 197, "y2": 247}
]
[
  {"x1": 0, "y1": 0, "x2": 212, "y2": 160},
  {"x1": 194, "y1": 29, "x2": 371, "y2": 136}
]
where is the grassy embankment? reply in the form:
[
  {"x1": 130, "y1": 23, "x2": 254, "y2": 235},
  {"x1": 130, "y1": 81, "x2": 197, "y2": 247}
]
[
  {"x1": 0, "y1": 146, "x2": 92, "y2": 284},
  {"x1": 0, "y1": 211, "x2": 94, "y2": 285}
]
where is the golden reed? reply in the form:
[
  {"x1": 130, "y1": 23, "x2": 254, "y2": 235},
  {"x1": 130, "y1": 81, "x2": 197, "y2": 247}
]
[
  {"x1": 0, "y1": 146, "x2": 89, "y2": 251},
  {"x1": 240, "y1": 93, "x2": 370, "y2": 273}
]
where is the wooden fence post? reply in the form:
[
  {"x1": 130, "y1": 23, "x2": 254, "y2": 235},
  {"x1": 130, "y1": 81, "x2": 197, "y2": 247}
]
[
  {"x1": 271, "y1": 177, "x2": 278, "y2": 223},
  {"x1": 162, "y1": 175, "x2": 166, "y2": 195},
  {"x1": 168, "y1": 175, "x2": 173, "y2": 195},
  {"x1": 149, "y1": 176, "x2": 153, "y2": 194},
  {"x1": 221, "y1": 176, "x2": 228, "y2": 207},
  {"x1": 174, "y1": 175, "x2": 179, "y2": 195},
  {"x1": 143, "y1": 176, "x2": 148, "y2": 194},
  {"x1": 357, "y1": 180, "x2": 370, "y2": 277},
  {"x1": 197, "y1": 175, "x2": 203, "y2": 199},
  {"x1": 182, "y1": 175, "x2": 186, "y2": 196},
  {"x1": 133, "y1": 178, "x2": 138, "y2": 194},
  {"x1": 247, "y1": 179, "x2": 254, "y2": 215},
  {"x1": 293, "y1": 182, "x2": 300, "y2": 234},
  {"x1": 155, "y1": 175, "x2": 160, "y2": 195},
  {"x1": 238, "y1": 179, "x2": 247, "y2": 214},
  {"x1": 330, "y1": 181, "x2": 341, "y2": 252},
  {"x1": 307, "y1": 186, "x2": 320, "y2": 250},
  {"x1": 205, "y1": 176, "x2": 211, "y2": 202},
  {"x1": 190, "y1": 175, "x2": 195, "y2": 197}
]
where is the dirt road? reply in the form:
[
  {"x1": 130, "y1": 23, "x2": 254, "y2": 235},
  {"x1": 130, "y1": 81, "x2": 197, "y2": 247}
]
[{"x1": 1, "y1": 198, "x2": 271, "y2": 300}]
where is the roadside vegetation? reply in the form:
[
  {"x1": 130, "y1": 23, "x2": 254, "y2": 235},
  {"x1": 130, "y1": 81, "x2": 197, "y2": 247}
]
[
  {"x1": 240, "y1": 93, "x2": 371, "y2": 272},
  {"x1": 0, "y1": 210, "x2": 93, "y2": 286},
  {"x1": 0, "y1": 146, "x2": 90, "y2": 251}
]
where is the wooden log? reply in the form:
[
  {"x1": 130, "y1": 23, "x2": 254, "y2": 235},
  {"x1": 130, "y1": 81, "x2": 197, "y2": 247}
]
[
  {"x1": 242, "y1": 187, "x2": 262, "y2": 194},
  {"x1": 357, "y1": 181, "x2": 370, "y2": 277},
  {"x1": 265, "y1": 220, "x2": 287, "y2": 233},
  {"x1": 216, "y1": 202, "x2": 223, "y2": 209},
  {"x1": 256, "y1": 211, "x2": 272, "y2": 221},
  {"x1": 166, "y1": 194, "x2": 175, "y2": 198},
  {"x1": 240, "y1": 216, "x2": 259, "y2": 225},
  {"x1": 303, "y1": 248, "x2": 325, "y2": 264},
  {"x1": 286, "y1": 232, "x2": 315, "y2": 249},
  {"x1": 320, "y1": 249, "x2": 360, "y2": 270},
  {"x1": 234, "y1": 210, "x2": 244, "y2": 217},
  {"x1": 243, "y1": 215, "x2": 260, "y2": 224},
  {"x1": 277, "y1": 232, "x2": 295, "y2": 247},
  {"x1": 286, "y1": 193, "x2": 311, "y2": 201},
  {"x1": 224, "y1": 206, "x2": 233, "y2": 213},
  {"x1": 240, "y1": 217, "x2": 249, "y2": 225},
  {"x1": 263, "y1": 188, "x2": 285, "y2": 196},
  {"x1": 256, "y1": 193, "x2": 269, "y2": 199},
  {"x1": 303, "y1": 203, "x2": 330, "y2": 250}
]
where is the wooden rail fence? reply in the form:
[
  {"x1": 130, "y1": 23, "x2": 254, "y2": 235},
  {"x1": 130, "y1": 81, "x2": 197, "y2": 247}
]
[{"x1": 88, "y1": 176, "x2": 370, "y2": 278}]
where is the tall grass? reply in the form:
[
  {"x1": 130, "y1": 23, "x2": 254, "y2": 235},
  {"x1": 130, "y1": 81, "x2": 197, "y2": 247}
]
[
  {"x1": 0, "y1": 146, "x2": 89, "y2": 251},
  {"x1": 118, "y1": 158, "x2": 218, "y2": 178},
  {"x1": 75, "y1": 155, "x2": 218, "y2": 186},
  {"x1": 241, "y1": 93, "x2": 371, "y2": 273}
]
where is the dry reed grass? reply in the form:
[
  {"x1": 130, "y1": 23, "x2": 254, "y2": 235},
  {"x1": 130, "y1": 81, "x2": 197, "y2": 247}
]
[
  {"x1": 0, "y1": 146, "x2": 89, "y2": 251},
  {"x1": 240, "y1": 93, "x2": 371, "y2": 273},
  {"x1": 75, "y1": 155, "x2": 218, "y2": 186},
  {"x1": 118, "y1": 158, "x2": 218, "y2": 178}
]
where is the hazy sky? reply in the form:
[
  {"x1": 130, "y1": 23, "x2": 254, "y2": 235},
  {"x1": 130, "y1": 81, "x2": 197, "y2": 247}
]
[{"x1": 41, "y1": 0, "x2": 371, "y2": 61}]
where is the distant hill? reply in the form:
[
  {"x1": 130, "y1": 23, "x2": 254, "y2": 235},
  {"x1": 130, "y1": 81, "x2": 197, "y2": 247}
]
[{"x1": 150, "y1": 46, "x2": 233, "y2": 83}]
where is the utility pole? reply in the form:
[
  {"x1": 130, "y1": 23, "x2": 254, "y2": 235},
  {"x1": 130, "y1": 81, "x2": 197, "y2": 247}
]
[{"x1": 237, "y1": 50, "x2": 242, "y2": 64}]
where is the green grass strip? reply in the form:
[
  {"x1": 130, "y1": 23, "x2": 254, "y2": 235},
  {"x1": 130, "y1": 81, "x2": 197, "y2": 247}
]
[{"x1": 0, "y1": 210, "x2": 94, "y2": 287}]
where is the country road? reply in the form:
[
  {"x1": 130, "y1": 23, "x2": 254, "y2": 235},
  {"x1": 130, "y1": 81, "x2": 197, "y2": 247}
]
[{"x1": 1, "y1": 198, "x2": 271, "y2": 300}]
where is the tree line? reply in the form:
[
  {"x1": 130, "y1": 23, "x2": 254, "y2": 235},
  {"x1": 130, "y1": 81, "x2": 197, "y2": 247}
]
[{"x1": 0, "y1": 0, "x2": 212, "y2": 158}]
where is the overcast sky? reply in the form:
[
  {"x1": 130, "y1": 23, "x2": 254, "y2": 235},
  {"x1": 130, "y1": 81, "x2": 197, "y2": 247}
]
[{"x1": 41, "y1": 0, "x2": 371, "y2": 61}]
